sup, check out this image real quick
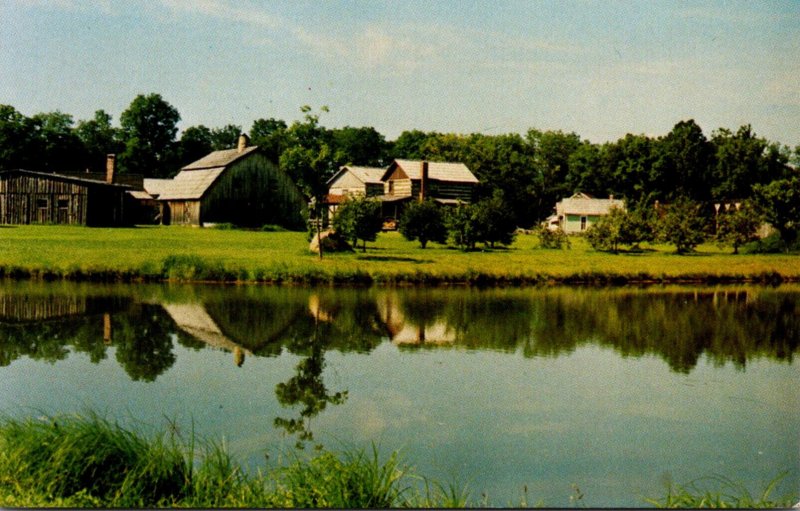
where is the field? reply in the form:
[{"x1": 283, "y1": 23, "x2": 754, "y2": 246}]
[{"x1": 0, "y1": 225, "x2": 798, "y2": 284}]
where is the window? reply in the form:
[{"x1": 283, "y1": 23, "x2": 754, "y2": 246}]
[
  {"x1": 388, "y1": 181, "x2": 394, "y2": 194},
  {"x1": 580, "y1": 216, "x2": 587, "y2": 231}
]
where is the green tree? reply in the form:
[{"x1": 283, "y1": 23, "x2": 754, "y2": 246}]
[
  {"x1": 332, "y1": 196, "x2": 383, "y2": 252},
  {"x1": 399, "y1": 199, "x2": 447, "y2": 248},
  {"x1": 473, "y1": 193, "x2": 517, "y2": 248},
  {"x1": 619, "y1": 202, "x2": 657, "y2": 249},
  {"x1": 585, "y1": 206, "x2": 626, "y2": 252},
  {"x1": 0, "y1": 104, "x2": 37, "y2": 169},
  {"x1": 711, "y1": 125, "x2": 785, "y2": 201},
  {"x1": 210, "y1": 124, "x2": 242, "y2": 150},
  {"x1": 331, "y1": 126, "x2": 389, "y2": 167},
  {"x1": 752, "y1": 177, "x2": 800, "y2": 251},
  {"x1": 716, "y1": 200, "x2": 763, "y2": 254},
  {"x1": 659, "y1": 197, "x2": 707, "y2": 253},
  {"x1": 390, "y1": 129, "x2": 434, "y2": 159},
  {"x1": 29, "y1": 111, "x2": 86, "y2": 172},
  {"x1": 118, "y1": 93, "x2": 181, "y2": 177},
  {"x1": 178, "y1": 125, "x2": 213, "y2": 166},
  {"x1": 249, "y1": 117, "x2": 287, "y2": 162},
  {"x1": 446, "y1": 203, "x2": 481, "y2": 251},
  {"x1": 75, "y1": 110, "x2": 123, "y2": 173},
  {"x1": 652, "y1": 120, "x2": 713, "y2": 201}
]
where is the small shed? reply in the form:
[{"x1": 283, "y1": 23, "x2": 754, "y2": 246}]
[
  {"x1": 0, "y1": 168, "x2": 132, "y2": 226},
  {"x1": 381, "y1": 159, "x2": 478, "y2": 203},
  {"x1": 144, "y1": 136, "x2": 307, "y2": 228},
  {"x1": 554, "y1": 192, "x2": 626, "y2": 233},
  {"x1": 327, "y1": 165, "x2": 386, "y2": 198}
]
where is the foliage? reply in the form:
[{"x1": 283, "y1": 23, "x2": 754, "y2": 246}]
[
  {"x1": 658, "y1": 197, "x2": 707, "y2": 253},
  {"x1": 118, "y1": 93, "x2": 181, "y2": 177},
  {"x1": 619, "y1": 202, "x2": 657, "y2": 248},
  {"x1": 536, "y1": 226, "x2": 570, "y2": 249},
  {"x1": 445, "y1": 203, "x2": 481, "y2": 251},
  {"x1": 585, "y1": 206, "x2": 626, "y2": 252},
  {"x1": 716, "y1": 200, "x2": 763, "y2": 254},
  {"x1": 332, "y1": 196, "x2": 383, "y2": 252},
  {"x1": 399, "y1": 199, "x2": 447, "y2": 248},
  {"x1": 752, "y1": 176, "x2": 800, "y2": 251},
  {"x1": 644, "y1": 472, "x2": 796, "y2": 509},
  {"x1": 472, "y1": 193, "x2": 517, "y2": 248},
  {"x1": 75, "y1": 110, "x2": 123, "y2": 173}
]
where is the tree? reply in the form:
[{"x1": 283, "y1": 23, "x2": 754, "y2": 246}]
[
  {"x1": 659, "y1": 197, "x2": 707, "y2": 253},
  {"x1": 0, "y1": 104, "x2": 37, "y2": 169},
  {"x1": 178, "y1": 125, "x2": 213, "y2": 166},
  {"x1": 399, "y1": 199, "x2": 447, "y2": 248},
  {"x1": 75, "y1": 110, "x2": 123, "y2": 173},
  {"x1": 585, "y1": 206, "x2": 626, "y2": 252},
  {"x1": 473, "y1": 193, "x2": 517, "y2": 248},
  {"x1": 446, "y1": 203, "x2": 481, "y2": 251},
  {"x1": 331, "y1": 126, "x2": 389, "y2": 168},
  {"x1": 332, "y1": 196, "x2": 383, "y2": 252},
  {"x1": 619, "y1": 202, "x2": 657, "y2": 249},
  {"x1": 249, "y1": 117, "x2": 287, "y2": 162},
  {"x1": 716, "y1": 200, "x2": 763, "y2": 254},
  {"x1": 390, "y1": 129, "x2": 433, "y2": 159},
  {"x1": 29, "y1": 111, "x2": 86, "y2": 172},
  {"x1": 711, "y1": 125, "x2": 785, "y2": 201},
  {"x1": 118, "y1": 93, "x2": 181, "y2": 177},
  {"x1": 652, "y1": 120, "x2": 713, "y2": 201},
  {"x1": 210, "y1": 124, "x2": 242, "y2": 150},
  {"x1": 752, "y1": 177, "x2": 800, "y2": 251}
]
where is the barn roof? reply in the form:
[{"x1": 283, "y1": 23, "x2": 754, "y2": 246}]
[
  {"x1": 148, "y1": 167, "x2": 226, "y2": 200},
  {"x1": 0, "y1": 169, "x2": 132, "y2": 189},
  {"x1": 386, "y1": 160, "x2": 479, "y2": 183},
  {"x1": 182, "y1": 145, "x2": 259, "y2": 170},
  {"x1": 555, "y1": 193, "x2": 626, "y2": 216}
]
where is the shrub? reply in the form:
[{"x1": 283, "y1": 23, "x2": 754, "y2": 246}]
[
  {"x1": 536, "y1": 226, "x2": 570, "y2": 249},
  {"x1": 716, "y1": 200, "x2": 763, "y2": 254},
  {"x1": 658, "y1": 197, "x2": 707, "y2": 253},
  {"x1": 445, "y1": 203, "x2": 481, "y2": 251}
]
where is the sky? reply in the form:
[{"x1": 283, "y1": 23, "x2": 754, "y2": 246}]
[{"x1": 1, "y1": 0, "x2": 798, "y2": 146}]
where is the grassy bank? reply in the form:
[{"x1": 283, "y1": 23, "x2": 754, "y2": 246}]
[
  {"x1": 0, "y1": 413, "x2": 796, "y2": 508},
  {"x1": 0, "y1": 225, "x2": 798, "y2": 285}
]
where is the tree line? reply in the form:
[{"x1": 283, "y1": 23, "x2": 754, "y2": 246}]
[{"x1": 1, "y1": 92, "x2": 798, "y2": 231}]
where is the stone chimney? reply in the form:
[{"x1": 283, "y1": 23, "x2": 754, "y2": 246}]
[
  {"x1": 105, "y1": 154, "x2": 116, "y2": 183},
  {"x1": 237, "y1": 133, "x2": 249, "y2": 153},
  {"x1": 419, "y1": 160, "x2": 429, "y2": 202}
]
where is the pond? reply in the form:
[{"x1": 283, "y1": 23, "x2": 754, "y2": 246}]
[{"x1": 0, "y1": 282, "x2": 798, "y2": 507}]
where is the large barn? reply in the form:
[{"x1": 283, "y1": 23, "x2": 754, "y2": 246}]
[{"x1": 144, "y1": 136, "x2": 307, "y2": 228}]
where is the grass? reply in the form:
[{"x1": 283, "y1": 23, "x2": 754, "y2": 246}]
[
  {"x1": 0, "y1": 413, "x2": 796, "y2": 508},
  {"x1": 0, "y1": 224, "x2": 798, "y2": 285}
]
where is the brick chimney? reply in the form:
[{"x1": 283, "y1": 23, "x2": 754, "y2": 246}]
[
  {"x1": 237, "y1": 133, "x2": 249, "y2": 153},
  {"x1": 419, "y1": 160, "x2": 429, "y2": 202},
  {"x1": 105, "y1": 154, "x2": 116, "y2": 183}
]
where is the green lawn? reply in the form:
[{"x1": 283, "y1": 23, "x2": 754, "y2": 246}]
[{"x1": 0, "y1": 225, "x2": 797, "y2": 284}]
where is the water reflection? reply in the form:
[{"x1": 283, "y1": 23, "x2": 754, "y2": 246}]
[{"x1": 1, "y1": 284, "x2": 798, "y2": 380}]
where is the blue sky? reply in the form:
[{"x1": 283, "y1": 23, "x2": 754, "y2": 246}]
[{"x1": 2, "y1": 0, "x2": 798, "y2": 146}]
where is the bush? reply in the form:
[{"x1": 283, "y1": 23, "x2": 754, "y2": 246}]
[
  {"x1": 445, "y1": 203, "x2": 481, "y2": 251},
  {"x1": 658, "y1": 197, "x2": 707, "y2": 253},
  {"x1": 399, "y1": 199, "x2": 447, "y2": 248},
  {"x1": 536, "y1": 226, "x2": 570, "y2": 249}
]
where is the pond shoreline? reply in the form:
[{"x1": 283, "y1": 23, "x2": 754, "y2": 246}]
[{"x1": 0, "y1": 263, "x2": 795, "y2": 287}]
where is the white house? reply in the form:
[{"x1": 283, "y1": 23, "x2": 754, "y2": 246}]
[{"x1": 552, "y1": 192, "x2": 626, "y2": 233}]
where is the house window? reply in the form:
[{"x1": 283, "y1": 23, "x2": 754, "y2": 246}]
[
  {"x1": 580, "y1": 216, "x2": 587, "y2": 231},
  {"x1": 36, "y1": 198, "x2": 49, "y2": 223},
  {"x1": 387, "y1": 181, "x2": 394, "y2": 195}
]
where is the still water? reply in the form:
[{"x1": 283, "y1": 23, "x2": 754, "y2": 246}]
[{"x1": 0, "y1": 282, "x2": 798, "y2": 507}]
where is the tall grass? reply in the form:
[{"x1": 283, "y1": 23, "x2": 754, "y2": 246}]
[
  {"x1": 0, "y1": 413, "x2": 797, "y2": 508},
  {"x1": 644, "y1": 473, "x2": 798, "y2": 508}
]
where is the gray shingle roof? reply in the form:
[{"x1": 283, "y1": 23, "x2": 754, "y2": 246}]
[
  {"x1": 392, "y1": 160, "x2": 479, "y2": 183},
  {"x1": 153, "y1": 167, "x2": 226, "y2": 200},
  {"x1": 556, "y1": 194, "x2": 626, "y2": 216},
  {"x1": 345, "y1": 166, "x2": 386, "y2": 184},
  {"x1": 182, "y1": 146, "x2": 259, "y2": 170}
]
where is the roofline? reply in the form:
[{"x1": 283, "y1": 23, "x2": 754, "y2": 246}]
[
  {"x1": 0, "y1": 168, "x2": 133, "y2": 189},
  {"x1": 181, "y1": 145, "x2": 260, "y2": 171},
  {"x1": 326, "y1": 167, "x2": 354, "y2": 186}
]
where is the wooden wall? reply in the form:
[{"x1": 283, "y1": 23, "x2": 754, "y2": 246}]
[
  {"x1": 200, "y1": 153, "x2": 307, "y2": 228},
  {"x1": 167, "y1": 200, "x2": 202, "y2": 226},
  {"x1": 0, "y1": 173, "x2": 89, "y2": 225}
]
